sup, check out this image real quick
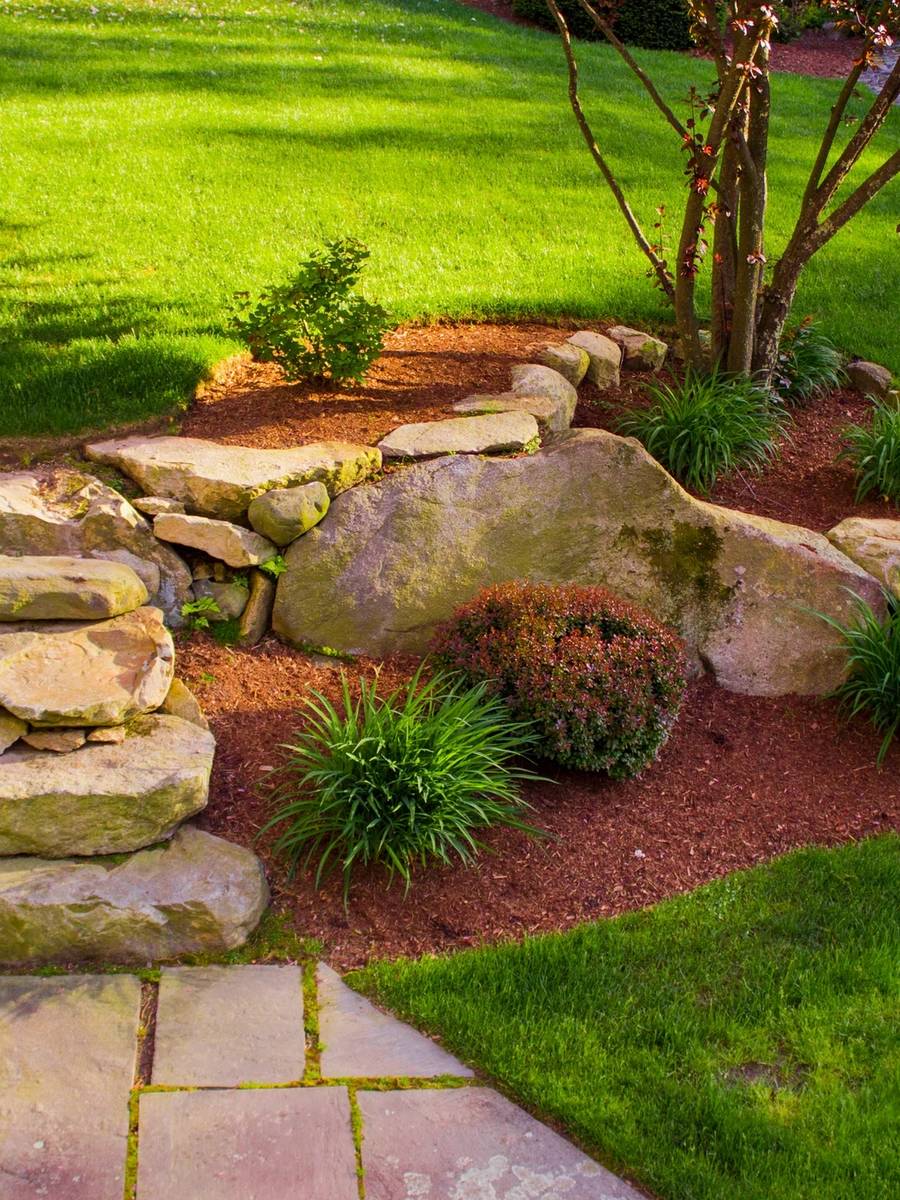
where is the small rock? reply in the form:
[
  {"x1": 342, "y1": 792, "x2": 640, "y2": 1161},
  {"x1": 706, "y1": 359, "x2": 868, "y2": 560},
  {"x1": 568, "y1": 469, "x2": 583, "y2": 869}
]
[
  {"x1": 161, "y1": 678, "x2": 210, "y2": 731},
  {"x1": 0, "y1": 710, "x2": 27, "y2": 755},
  {"x1": 192, "y1": 579, "x2": 249, "y2": 621},
  {"x1": 237, "y1": 571, "x2": 276, "y2": 647},
  {"x1": 826, "y1": 517, "x2": 900, "y2": 599},
  {"x1": 132, "y1": 496, "x2": 186, "y2": 517},
  {"x1": 0, "y1": 607, "x2": 174, "y2": 728},
  {"x1": 607, "y1": 325, "x2": 668, "y2": 372},
  {"x1": 247, "y1": 482, "x2": 330, "y2": 547},
  {"x1": 566, "y1": 331, "x2": 622, "y2": 388},
  {"x1": 534, "y1": 342, "x2": 590, "y2": 386},
  {"x1": 0, "y1": 825, "x2": 269, "y2": 964},
  {"x1": 452, "y1": 392, "x2": 570, "y2": 435},
  {"x1": 0, "y1": 555, "x2": 149, "y2": 622},
  {"x1": 21, "y1": 728, "x2": 87, "y2": 754},
  {"x1": 378, "y1": 412, "x2": 539, "y2": 460},
  {"x1": 846, "y1": 360, "x2": 893, "y2": 400},
  {"x1": 86, "y1": 725, "x2": 127, "y2": 744},
  {"x1": 510, "y1": 363, "x2": 578, "y2": 421},
  {"x1": 153, "y1": 514, "x2": 277, "y2": 568},
  {"x1": 192, "y1": 562, "x2": 214, "y2": 580},
  {"x1": 85, "y1": 436, "x2": 382, "y2": 521}
]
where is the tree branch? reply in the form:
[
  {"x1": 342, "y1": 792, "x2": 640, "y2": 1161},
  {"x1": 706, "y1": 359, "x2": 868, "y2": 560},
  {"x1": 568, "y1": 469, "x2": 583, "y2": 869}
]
[
  {"x1": 545, "y1": 0, "x2": 675, "y2": 301},
  {"x1": 803, "y1": 56, "x2": 868, "y2": 208},
  {"x1": 807, "y1": 148, "x2": 900, "y2": 254}
]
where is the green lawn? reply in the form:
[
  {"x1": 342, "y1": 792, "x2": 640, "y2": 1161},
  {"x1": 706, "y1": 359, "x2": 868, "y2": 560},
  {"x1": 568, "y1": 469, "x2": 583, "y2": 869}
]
[
  {"x1": 1, "y1": 0, "x2": 898, "y2": 438},
  {"x1": 355, "y1": 836, "x2": 900, "y2": 1200}
]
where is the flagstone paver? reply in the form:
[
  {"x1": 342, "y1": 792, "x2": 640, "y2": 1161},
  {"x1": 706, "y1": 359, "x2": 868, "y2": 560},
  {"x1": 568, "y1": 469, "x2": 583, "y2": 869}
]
[
  {"x1": 317, "y1": 962, "x2": 473, "y2": 1078},
  {"x1": 151, "y1": 964, "x2": 305, "y2": 1086},
  {"x1": 136, "y1": 1086, "x2": 358, "y2": 1200},
  {"x1": 358, "y1": 1086, "x2": 646, "y2": 1200},
  {"x1": 0, "y1": 973, "x2": 140, "y2": 1200}
]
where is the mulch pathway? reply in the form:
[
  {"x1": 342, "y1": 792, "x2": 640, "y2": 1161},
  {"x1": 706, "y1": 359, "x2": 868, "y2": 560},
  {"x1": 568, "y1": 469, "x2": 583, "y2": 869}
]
[{"x1": 180, "y1": 637, "x2": 899, "y2": 971}]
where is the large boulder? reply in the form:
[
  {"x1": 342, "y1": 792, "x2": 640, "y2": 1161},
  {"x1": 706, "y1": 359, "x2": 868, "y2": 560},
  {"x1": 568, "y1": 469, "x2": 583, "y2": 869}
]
[
  {"x1": 826, "y1": 517, "x2": 900, "y2": 599},
  {"x1": 0, "y1": 826, "x2": 269, "y2": 964},
  {"x1": 0, "y1": 606, "x2": 174, "y2": 727},
  {"x1": 0, "y1": 469, "x2": 191, "y2": 624},
  {"x1": 378, "y1": 413, "x2": 539, "y2": 460},
  {"x1": 0, "y1": 555, "x2": 148, "y2": 622},
  {"x1": 85, "y1": 436, "x2": 382, "y2": 521},
  {"x1": 273, "y1": 431, "x2": 882, "y2": 696},
  {"x1": 0, "y1": 714, "x2": 214, "y2": 857},
  {"x1": 154, "y1": 514, "x2": 277, "y2": 568}
]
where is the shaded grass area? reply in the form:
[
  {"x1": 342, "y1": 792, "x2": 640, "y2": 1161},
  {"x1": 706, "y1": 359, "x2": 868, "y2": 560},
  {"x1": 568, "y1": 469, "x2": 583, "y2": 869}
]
[
  {"x1": 1, "y1": 0, "x2": 897, "y2": 437},
  {"x1": 355, "y1": 836, "x2": 900, "y2": 1200}
]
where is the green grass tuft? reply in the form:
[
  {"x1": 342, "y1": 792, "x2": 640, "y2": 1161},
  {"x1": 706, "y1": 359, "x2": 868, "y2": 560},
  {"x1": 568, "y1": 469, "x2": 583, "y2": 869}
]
[
  {"x1": 840, "y1": 397, "x2": 900, "y2": 506},
  {"x1": 355, "y1": 836, "x2": 900, "y2": 1200}
]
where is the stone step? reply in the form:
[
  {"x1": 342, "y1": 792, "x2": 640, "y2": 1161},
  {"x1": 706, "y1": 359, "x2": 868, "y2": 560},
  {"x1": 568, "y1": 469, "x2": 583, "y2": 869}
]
[
  {"x1": 0, "y1": 554, "x2": 149, "y2": 622},
  {"x1": 0, "y1": 713, "x2": 215, "y2": 857},
  {"x1": 0, "y1": 606, "x2": 174, "y2": 728},
  {"x1": 85, "y1": 435, "x2": 382, "y2": 521},
  {"x1": 0, "y1": 825, "x2": 269, "y2": 965}
]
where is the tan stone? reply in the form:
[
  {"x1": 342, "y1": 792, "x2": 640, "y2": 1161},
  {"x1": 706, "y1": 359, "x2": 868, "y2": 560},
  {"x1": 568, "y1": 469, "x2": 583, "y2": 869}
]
[
  {"x1": 274, "y1": 430, "x2": 883, "y2": 696},
  {"x1": 510, "y1": 363, "x2": 578, "y2": 420},
  {"x1": 0, "y1": 469, "x2": 191, "y2": 624},
  {"x1": 0, "y1": 825, "x2": 268, "y2": 963},
  {"x1": 567, "y1": 330, "x2": 622, "y2": 387},
  {"x1": 451, "y1": 392, "x2": 570, "y2": 435},
  {"x1": 0, "y1": 606, "x2": 174, "y2": 727},
  {"x1": 21, "y1": 728, "x2": 87, "y2": 754},
  {"x1": 846, "y1": 360, "x2": 893, "y2": 399},
  {"x1": 607, "y1": 324, "x2": 668, "y2": 372},
  {"x1": 87, "y1": 725, "x2": 127, "y2": 744},
  {"x1": 161, "y1": 678, "x2": 210, "y2": 730},
  {"x1": 0, "y1": 554, "x2": 148, "y2": 622},
  {"x1": 0, "y1": 714, "x2": 215, "y2": 856},
  {"x1": 132, "y1": 495, "x2": 186, "y2": 516},
  {"x1": 154, "y1": 513, "x2": 277, "y2": 568},
  {"x1": 247, "y1": 481, "x2": 330, "y2": 546},
  {"x1": 378, "y1": 412, "x2": 539, "y2": 460},
  {"x1": 0, "y1": 709, "x2": 26, "y2": 755},
  {"x1": 826, "y1": 517, "x2": 900, "y2": 599},
  {"x1": 535, "y1": 342, "x2": 590, "y2": 386},
  {"x1": 237, "y1": 570, "x2": 276, "y2": 647},
  {"x1": 85, "y1": 435, "x2": 382, "y2": 520}
]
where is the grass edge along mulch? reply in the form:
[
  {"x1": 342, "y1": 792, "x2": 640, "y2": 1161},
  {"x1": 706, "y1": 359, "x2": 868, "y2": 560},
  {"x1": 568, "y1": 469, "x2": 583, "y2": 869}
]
[{"x1": 353, "y1": 835, "x2": 900, "y2": 1200}]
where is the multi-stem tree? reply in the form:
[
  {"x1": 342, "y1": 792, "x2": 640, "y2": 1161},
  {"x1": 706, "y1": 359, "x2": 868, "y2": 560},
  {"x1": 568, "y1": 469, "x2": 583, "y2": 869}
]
[{"x1": 545, "y1": 0, "x2": 899, "y2": 378}]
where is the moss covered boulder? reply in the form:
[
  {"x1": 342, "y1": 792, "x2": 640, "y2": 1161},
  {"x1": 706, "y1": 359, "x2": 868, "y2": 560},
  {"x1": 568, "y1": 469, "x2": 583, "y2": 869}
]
[
  {"x1": 273, "y1": 430, "x2": 882, "y2": 696},
  {"x1": 85, "y1": 435, "x2": 381, "y2": 521},
  {"x1": 0, "y1": 825, "x2": 268, "y2": 964},
  {"x1": 0, "y1": 714, "x2": 214, "y2": 857},
  {"x1": 0, "y1": 554, "x2": 148, "y2": 622}
]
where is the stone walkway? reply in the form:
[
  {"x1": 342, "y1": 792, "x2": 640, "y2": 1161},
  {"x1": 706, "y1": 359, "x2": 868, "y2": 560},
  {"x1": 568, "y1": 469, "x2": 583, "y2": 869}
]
[{"x1": 0, "y1": 965, "x2": 645, "y2": 1199}]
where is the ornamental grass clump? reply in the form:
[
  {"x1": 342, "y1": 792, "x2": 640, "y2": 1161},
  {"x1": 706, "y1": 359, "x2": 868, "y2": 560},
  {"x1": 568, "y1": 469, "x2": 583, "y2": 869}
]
[
  {"x1": 616, "y1": 367, "x2": 785, "y2": 494},
  {"x1": 840, "y1": 398, "x2": 900, "y2": 506},
  {"x1": 820, "y1": 592, "x2": 900, "y2": 766},
  {"x1": 260, "y1": 668, "x2": 542, "y2": 899},
  {"x1": 774, "y1": 320, "x2": 846, "y2": 405},
  {"x1": 431, "y1": 582, "x2": 687, "y2": 780}
]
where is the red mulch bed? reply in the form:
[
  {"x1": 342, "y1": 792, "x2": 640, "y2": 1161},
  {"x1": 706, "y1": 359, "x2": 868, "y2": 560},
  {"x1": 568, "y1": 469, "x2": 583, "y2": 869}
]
[{"x1": 180, "y1": 637, "x2": 899, "y2": 971}]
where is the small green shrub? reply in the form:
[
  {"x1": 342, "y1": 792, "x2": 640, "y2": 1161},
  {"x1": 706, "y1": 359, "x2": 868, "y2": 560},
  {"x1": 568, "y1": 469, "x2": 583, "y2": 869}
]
[
  {"x1": 617, "y1": 367, "x2": 786, "y2": 494},
  {"x1": 431, "y1": 582, "x2": 686, "y2": 779},
  {"x1": 774, "y1": 320, "x2": 846, "y2": 404},
  {"x1": 839, "y1": 398, "x2": 900, "y2": 505},
  {"x1": 258, "y1": 554, "x2": 287, "y2": 579},
  {"x1": 260, "y1": 668, "x2": 542, "y2": 899},
  {"x1": 235, "y1": 238, "x2": 389, "y2": 384},
  {"x1": 511, "y1": 0, "x2": 693, "y2": 51},
  {"x1": 180, "y1": 595, "x2": 220, "y2": 631},
  {"x1": 820, "y1": 592, "x2": 900, "y2": 766}
]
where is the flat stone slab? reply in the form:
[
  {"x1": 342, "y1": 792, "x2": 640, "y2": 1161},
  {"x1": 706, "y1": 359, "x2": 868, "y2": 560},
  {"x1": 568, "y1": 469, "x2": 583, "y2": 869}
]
[
  {"x1": 0, "y1": 606, "x2": 174, "y2": 727},
  {"x1": 0, "y1": 825, "x2": 268, "y2": 964},
  {"x1": 826, "y1": 517, "x2": 900, "y2": 599},
  {"x1": 0, "y1": 469, "x2": 192, "y2": 624},
  {"x1": 137, "y1": 1087, "x2": 358, "y2": 1200},
  {"x1": 0, "y1": 555, "x2": 148, "y2": 622},
  {"x1": 152, "y1": 964, "x2": 305, "y2": 1086},
  {"x1": 85, "y1": 436, "x2": 382, "y2": 521},
  {"x1": 378, "y1": 412, "x2": 539, "y2": 460},
  {"x1": 153, "y1": 513, "x2": 277, "y2": 568},
  {"x1": 453, "y1": 390, "x2": 572, "y2": 434},
  {"x1": 0, "y1": 973, "x2": 140, "y2": 1200},
  {"x1": 0, "y1": 714, "x2": 215, "y2": 857},
  {"x1": 317, "y1": 963, "x2": 472, "y2": 1078},
  {"x1": 359, "y1": 1087, "x2": 644, "y2": 1200}
]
